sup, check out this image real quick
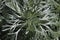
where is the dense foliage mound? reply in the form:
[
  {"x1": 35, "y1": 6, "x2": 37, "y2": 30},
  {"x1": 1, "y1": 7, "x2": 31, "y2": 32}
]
[{"x1": 0, "y1": 0, "x2": 60, "y2": 40}]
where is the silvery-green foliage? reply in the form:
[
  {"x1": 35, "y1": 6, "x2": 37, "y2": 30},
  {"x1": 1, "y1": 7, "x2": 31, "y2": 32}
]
[{"x1": 0, "y1": 0, "x2": 60, "y2": 40}]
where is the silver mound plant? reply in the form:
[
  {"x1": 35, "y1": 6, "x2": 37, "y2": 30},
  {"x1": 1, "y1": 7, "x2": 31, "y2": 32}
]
[{"x1": 0, "y1": 0, "x2": 60, "y2": 40}]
